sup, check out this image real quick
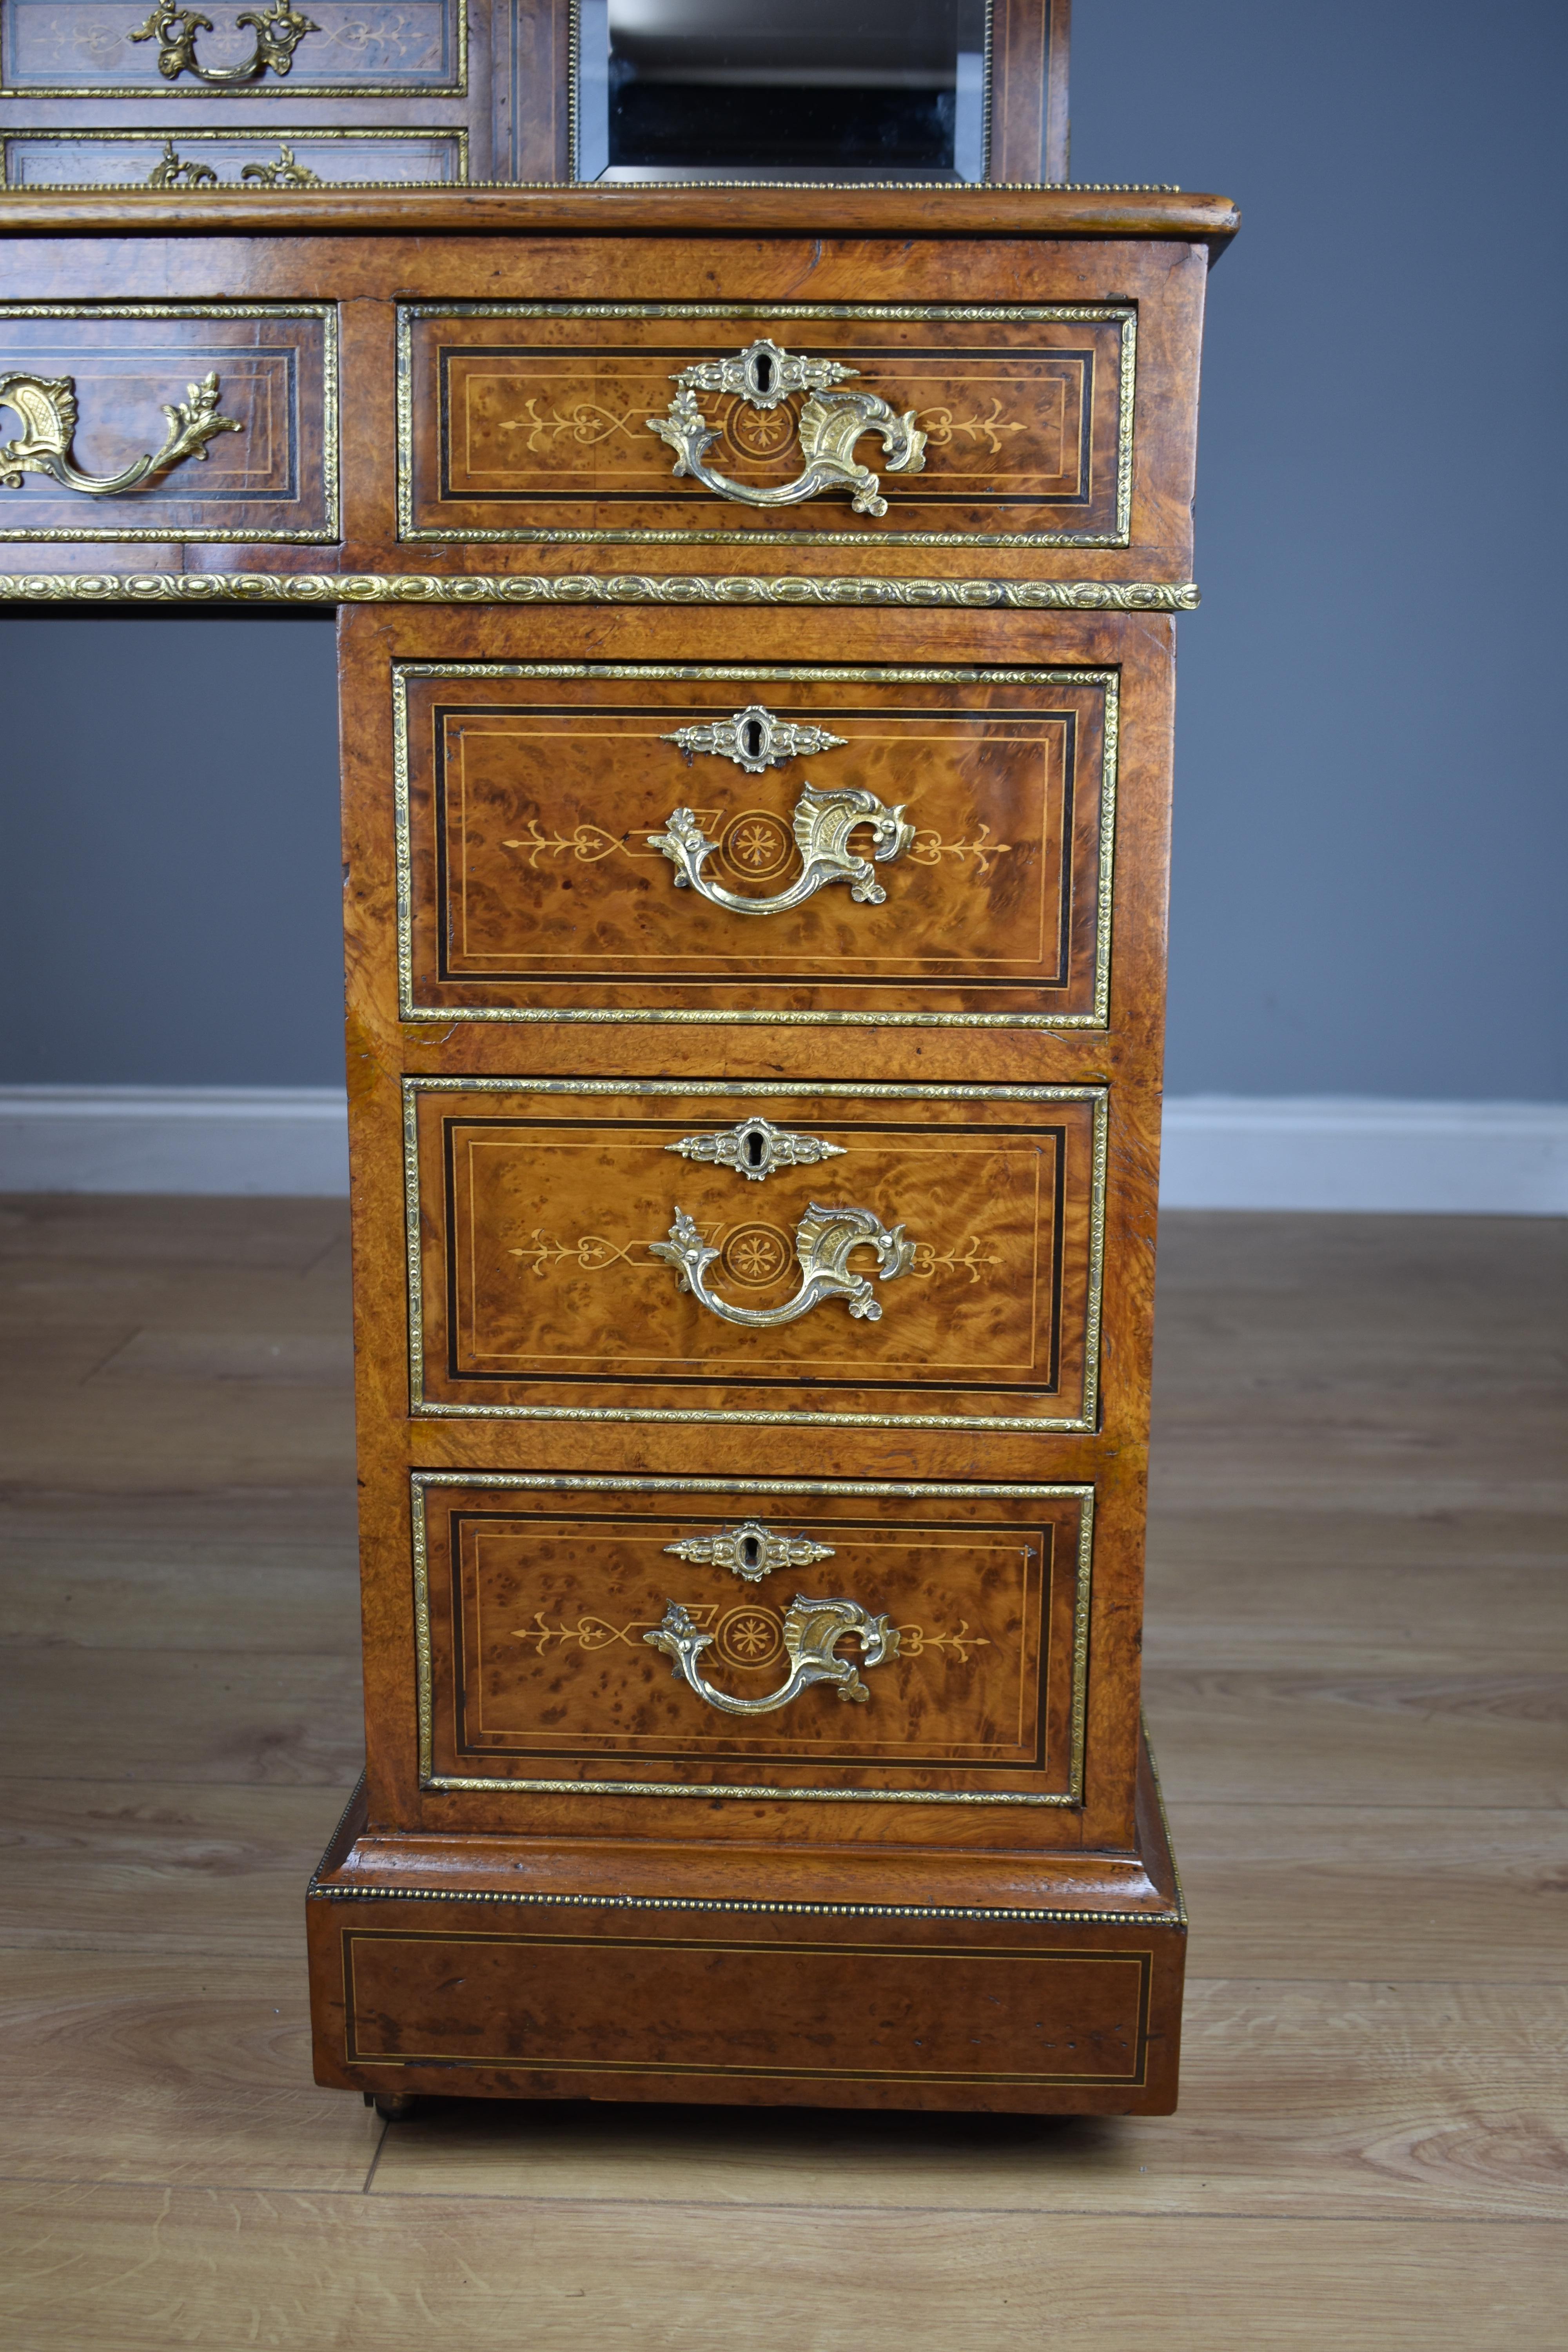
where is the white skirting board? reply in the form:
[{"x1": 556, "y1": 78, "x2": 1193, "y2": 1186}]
[{"x1": 0, "y1": 1087, "x2": 1564, "y2": 1213}]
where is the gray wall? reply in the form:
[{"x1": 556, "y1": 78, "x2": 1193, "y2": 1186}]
[{"x1": 2, "y1": 0, "x2": 1564, "y2": 1097}]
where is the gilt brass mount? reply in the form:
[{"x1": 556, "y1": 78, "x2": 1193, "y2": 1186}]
[
  {"x1": 666, "y1": 1118, "x2": 846, "y2": 1184},
  {"x1": 663, "y1": 1522, "x2": 836, "y2": 1584},
  {"x1": 662, "y1": 703, "x2": 847, "y2": 773},
  {"x1": 146, "y1": 140, "x2": 323, "y2": 188},
  {"x1": 129, "y1": 0, "x2": 318, "y2": 85},
  {"x1": 646, "y1": 1593, "x2": 899, "y2": 1715},
  {"x1": 651, "y1": 1201, "x2": 916, "y2": 1329},
  {"x1": 0, "y1": 369, "x2": 242, "y2": 497},
  {"x1": 651, "y1": 782, "x2": 914, "y2": 915},
  {"x1": 646, "y1": 339, "x2": 926, "y2": 518}
]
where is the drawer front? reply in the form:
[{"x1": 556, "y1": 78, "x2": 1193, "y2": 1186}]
[
  {"x1": 394, "y1": 661, "x2": 1116, "y2": 1028},
  {"x1": 405, "y1": 1080, "x2": 1105, "y2": 1432},
  {"x1": 2, "y1": 129, "x2": 469, "y2": 185},
  {"x1": 397, "y1": 301, "x2": 1134, "y2": 550},
  {"x1": 413, "y1": 1475, "x2": 1092, "y2": 1805},
  {"x1": 0, "y1": 303, "x2": 336, "y2": 541},
  {"x1": 0, "y1": 0, "x2": 465, "y2": 94}
]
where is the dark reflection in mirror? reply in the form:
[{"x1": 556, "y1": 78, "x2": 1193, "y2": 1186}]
[{"x1": 575, "y1": 0, "x2": 991, "y2": 182}]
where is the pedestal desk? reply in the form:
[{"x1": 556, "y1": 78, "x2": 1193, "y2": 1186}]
[{"x1": 0, "y1": 181, "x2": 1237, "y2": 2114}]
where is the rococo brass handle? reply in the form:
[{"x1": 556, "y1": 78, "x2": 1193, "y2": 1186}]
[
  {"x1": 129, "y1": 0, "x2": 318, "y2": 86},
  {"x1": 651, "y1": 782, "x2": 915, "y2": 915},
  {"x1": 646, "y1": 337, "x2": 926, "y2": 518},
  {"x1": 0, "y1": 370, "x2": 242, "y2": 497},
  {"x1": 646, "y1": 1593, "x2": 899, "y2": 1714},
  {"x1": 650, "y1": 1201, "x2": 916, "y2": 1328}
]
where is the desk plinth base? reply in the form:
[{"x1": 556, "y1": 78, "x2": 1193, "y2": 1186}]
[{"x1": 307, "y1": 1737, "x2": 1185, "y2": 2118}]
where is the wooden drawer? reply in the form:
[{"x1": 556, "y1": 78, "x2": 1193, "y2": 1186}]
[
  {"x1": 393, "y1": 659, "x2": 1116, "y2": 1028},
  {"x1": 412, "y1": 1474, "x2": 1092, "y2": 1807},
  {"x1": 396, "y1": 300, "x2": 1135, "y2": 551},
  {"x1": 0, "y1": 302, "x2": 335, "y2": 540},
  {"x1": 403, "y1": 1079, "x2": 1105, "y2": 1433},
  {"x1": 0, "y1": 0, "x2": 466, "y2": 96},
  {"x1": 2, "y1": 129, "x2": 470, "y2": 185}
]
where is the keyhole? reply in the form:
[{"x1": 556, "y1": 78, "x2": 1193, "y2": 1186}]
[
  {"x1": 740, "y1": 1535, "x2": 761, "y2": 1572},
  {"x1": 742, "y1": 717, "x2": 763, "y2": 761},
  {"x1": 744, "y1": 1127, "x2": 764, "y2": 1168},
  {"x1": 754, "y1": 352, "x2": 774, "y2": 395}
]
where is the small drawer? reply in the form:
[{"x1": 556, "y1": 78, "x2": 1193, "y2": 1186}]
[
  {"x1": 2, "y1": 129, "x2": 469, "y2": 186},
  {"x1": 394, "y1": 660, "x2": 1116, "y2": 1029},
  {"x1": 0, "y1": 0, "x2": 466, "y2": 96},
  {"x1": 404, "y1": 1079, "x2": 1105, "y2": 1433},
  {"x1": 413, "y1": 1473, "x2": 1093, "y2": 1806},
  {"x1": 0, "y1": 302, "x2": 336, "y2": 542},
  {"x1": 397, "y1": 299, "x2": 1134, "y2": 551}
]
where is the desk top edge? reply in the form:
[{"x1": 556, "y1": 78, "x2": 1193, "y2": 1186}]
[{"x1": 0, "y1": 183, "x2": 1241, "y2": 255}]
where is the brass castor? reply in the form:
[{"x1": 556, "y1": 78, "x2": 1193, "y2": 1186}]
[{"x1": 367, "y1": 2091, "x2": 416, "y2": 2121}]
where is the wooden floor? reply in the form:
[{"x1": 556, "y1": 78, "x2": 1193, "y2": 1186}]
[{"x1": 2, "y1": 1196, "x2": 1563, "y2": 2348}]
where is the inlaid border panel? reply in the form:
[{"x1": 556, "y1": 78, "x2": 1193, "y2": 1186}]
[
  {"x1": 0, "y1": 0, "x2": 468, "y2": 96},
  {"x1": 411, "y1": 1470, "x2": 1093, "y2": 1807},
  {"x1": 392, "y1": 659, "x2": 1118, "y2": 1028},
  {"x1": 401, "y1": 1077, "x2": 1107, "y2": 1433},
  {"x1": 396, "y1": 300, "x2": 1136, "y2": 549}
]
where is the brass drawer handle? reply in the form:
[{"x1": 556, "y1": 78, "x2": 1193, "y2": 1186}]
[
  {"x1": 646, "y1": 336, "x2": 926, "y2": 518},
  {"x1": 129, "y1": 0, "x2": 318, "y2": 87},
  {"x1": 650, "y1": 1201, "x2": 915, "y2": 1328},
  {"x1": 646, "y1": 1593, "x2": 899, "y2": 1714},
  {"x1": 651, "y1": 782, "x2": 914, "y2": 915},
  {"x1": 0, "y1": 370, "x2": 242, "y2": 498}
]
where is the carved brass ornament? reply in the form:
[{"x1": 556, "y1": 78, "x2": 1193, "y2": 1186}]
[
  {"x1": 662, "y1": 703, "x2": 847, "y2": 774},
  {"x1": 145, "y1": 139, "x2": 323, "y2": 187},
  {"x1": 129, "y1": 0, "x2": 318, "y2": 85},
  {"x1": 666, "y1": 1117, "x2": 845, "y2": 1185},
  {"x1": 652, "y1": 782, "x2": 914, "y2": 916},
  {"x1": 646, "y1": 339, "x2": 926, "y2": 519},
  {"x1": 646, "y1": 1593, "x2": 899, "y2": 1715},
  {"x1": 0, "y1": 370, "x2": 242, "y2": 498},
  {"x1": 651, "y1": 1201, "x2": 915, "y2": 1329},
  {"x1": 663, "y1": 1521, "x2": 835, "y2": 1584}
]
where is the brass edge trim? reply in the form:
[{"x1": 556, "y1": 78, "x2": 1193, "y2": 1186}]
[
  {"x1": 1141, "y1": 1715, "x2": 1187, "y2": 1931},
  {"x1": 1, "y1": 128, "x2": 472, "y2": 187},
  {"x1": 312, "y1": 1884, "x2": 1183, "y2": 1927},
  {"x1": 394, "y1": 300, "x2": 1136, "y2": 550},
  {"x1": 400, "y1": 1076, "x2": 1108, "y2": 1434},
  {"x1": 408, "y1": 1469, "x2": 1093, "y2": 1810},
  {"x1": 390, "y1": 658, "x2": 1118, "y2": 1032},
  {"x1": 0, "y1": 301, "x2": 339, "y2": 542},
  {"x1": 0, "y1": 572, "x2": 1198, "y2": 609},
  {"x1": 0, "y1": 0, "x2": 468, "y2": 99},
  {"x1": 312, "y1": 1771, "x2": 367, "y2": 1874}
]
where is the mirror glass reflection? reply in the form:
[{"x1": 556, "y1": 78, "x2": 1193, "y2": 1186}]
[{"x1": 575, "y1": 0, "x2": 990, "y2": 182}]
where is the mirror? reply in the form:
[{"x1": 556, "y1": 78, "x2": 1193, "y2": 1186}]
[{"x1": 574, "y1": 0, "x2": 991, "y2": 182}]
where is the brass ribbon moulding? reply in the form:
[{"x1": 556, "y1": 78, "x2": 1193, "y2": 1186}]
[
  {"x1": 646, "y1": 1593, "x2": 900, "y2": 1715},
  {"x1": 0, "y1": 573, "x2": 1199, "y2": 610},
  {"x1": 0, "y1": 369, "x2": 242, "y2": 497}
]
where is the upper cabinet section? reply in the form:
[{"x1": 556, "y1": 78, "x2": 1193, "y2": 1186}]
[{"x1": 397, "y1": 301, "x2": 1133, "y2": 553}]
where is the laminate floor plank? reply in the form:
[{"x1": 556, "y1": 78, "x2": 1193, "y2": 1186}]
[
  {"x1": 0, "y1": 1953, "x2": 378, "y2": 2191},
  {"x1": 0, "y1": 1651, "x2": 363, "y2": 1785},
  {"x1": 2, "y1": 1780, "x2": 351, "y2": 1953},
  {"x1": 0, "y1": 2187, "x2": 1558, "y2": 2352},
  {"x1": 4, "y1": 1201, "x2": 1563, "y2": 2343}
]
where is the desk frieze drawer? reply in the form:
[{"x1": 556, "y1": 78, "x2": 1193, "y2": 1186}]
[
  {"x1": 396, "y1": 301, "x2": 1135, "y2": 550},
  {"x1": 404, "y1": 1079, "x2": 1106, "y2": 1433},
  {"x1": 0, "y1": 302, "x2": 336, "y2": 541},
  {"x1": 394, "y1": 661, "x2": 1116, "y2": 1029},
  {"x1": 413, "y1": 1474, "x2": 1092, "y2": 1806}
]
